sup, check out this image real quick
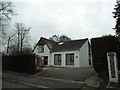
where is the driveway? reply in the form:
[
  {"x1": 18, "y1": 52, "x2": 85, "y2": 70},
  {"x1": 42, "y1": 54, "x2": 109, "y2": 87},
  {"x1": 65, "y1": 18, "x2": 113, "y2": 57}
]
[{"x1": 36, "y1": 66, "x2": 96, "y2": 82}]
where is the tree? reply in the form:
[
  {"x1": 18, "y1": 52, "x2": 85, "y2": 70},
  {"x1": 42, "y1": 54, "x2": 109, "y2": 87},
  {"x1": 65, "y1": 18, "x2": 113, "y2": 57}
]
[
  {"x1": 6, "y1": 34, "x2": 15, "y2": 54},
  {"x1": 49, "y1": 34, "x2": 71, "y2": 42},
  {"x1": 0, "y1": 1, "x2": 14, "y2": 37},
  {"x1": 113, "y1": 1, "x2": 120, "y2": 37},
  {"x1": 59, "y1": 34, "x2": 71, "y2": 42},
  {"x1": 0, "y1": 1, "x2": 14, "y2": 52},
  {"x1": 49, "y1": 35, "x2": 59, "y2": 42},
  {"x1": 14, "y1": 23, "x2": 31, "y2": 53}
]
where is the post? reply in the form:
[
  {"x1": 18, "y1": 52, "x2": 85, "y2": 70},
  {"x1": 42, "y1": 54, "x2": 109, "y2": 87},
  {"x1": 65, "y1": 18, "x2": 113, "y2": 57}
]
[{"x1": 107, "y1": 52, "x2": 118, "y2": 83}]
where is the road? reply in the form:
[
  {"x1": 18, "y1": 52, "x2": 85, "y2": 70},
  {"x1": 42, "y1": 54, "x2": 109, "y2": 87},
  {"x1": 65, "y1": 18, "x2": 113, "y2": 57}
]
[
  {"x1": 2, "y1": 79, "x2": 32, "y2": 88},
  {"x1": 3, "y1": 70, "x2": 86, "y2": 88},
  {"x1": 3, "y1": 71, "x2": 118, "y2": 90}
]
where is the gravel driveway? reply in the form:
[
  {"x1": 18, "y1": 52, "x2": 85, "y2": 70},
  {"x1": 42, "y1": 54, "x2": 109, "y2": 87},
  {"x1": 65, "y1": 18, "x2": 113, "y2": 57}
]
[{"x1": 36, "y1": 66, "x2": 96, "y2": 82}]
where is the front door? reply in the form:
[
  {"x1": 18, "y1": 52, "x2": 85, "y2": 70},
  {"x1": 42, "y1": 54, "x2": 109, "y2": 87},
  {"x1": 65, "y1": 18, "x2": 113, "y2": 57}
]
[{"x1": 44, "y1": 56, "x2": 48, "y2": 65}]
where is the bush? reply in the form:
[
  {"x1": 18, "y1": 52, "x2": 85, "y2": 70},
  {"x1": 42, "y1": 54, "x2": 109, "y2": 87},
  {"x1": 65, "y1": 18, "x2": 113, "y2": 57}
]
[{"x1": 91, "y1": 36, "x2": 120, "y2": 79}]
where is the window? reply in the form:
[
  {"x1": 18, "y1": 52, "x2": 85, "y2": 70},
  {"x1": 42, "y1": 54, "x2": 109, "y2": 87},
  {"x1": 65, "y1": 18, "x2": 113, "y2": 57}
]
[
  {"x1": 54, "y1": 54, "x2": 61, "y2": 65},
  {"x1": 38, "y1": 45, "x2": 44, "y2": 53},
  {"x1": 66, "y1": 53, "x2": 74, "y2": 65}
]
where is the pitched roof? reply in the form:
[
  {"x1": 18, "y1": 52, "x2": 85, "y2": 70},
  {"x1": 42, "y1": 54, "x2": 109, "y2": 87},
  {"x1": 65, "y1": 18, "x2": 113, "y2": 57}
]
[
  {"x1": 33, "y1": 37, "x2": 56, "y2": 51},
  {"x1": 51, "y1": 38, "x2": 88, "y2": 52},
  {"x1": 33, "y1": 37, "x2": 88, "y2": 52}
]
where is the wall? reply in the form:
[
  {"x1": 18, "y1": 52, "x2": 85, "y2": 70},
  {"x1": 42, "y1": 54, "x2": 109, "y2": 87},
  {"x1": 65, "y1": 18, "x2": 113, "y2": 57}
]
[
  {"x1": 51, "y1": 51, "x2": 80, "y2": 67},
  {"x1": 79, "y1": 40, "x2": 89, "y2": 67},
  {"x1": 34, "y1": 45, "x2": 51, "y2": 65}
]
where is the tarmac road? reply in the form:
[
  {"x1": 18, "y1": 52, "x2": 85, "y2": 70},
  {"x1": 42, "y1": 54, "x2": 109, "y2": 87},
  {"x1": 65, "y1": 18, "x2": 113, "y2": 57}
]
[
  {"x1": 3, "y1": 70, "x2": 85, "y2": 88},
  {"x1": 2, "y1": 71, "x2": 119, "y2": 90},
  {"x1": 2, "y1": 79, "x2": 32, "y2": 88}
]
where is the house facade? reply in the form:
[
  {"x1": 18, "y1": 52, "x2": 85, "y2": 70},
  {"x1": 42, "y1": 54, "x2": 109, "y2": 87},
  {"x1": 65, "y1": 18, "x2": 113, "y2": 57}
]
[{"x1": 33, "y1": 37, "x2": 92, "y2": 67}]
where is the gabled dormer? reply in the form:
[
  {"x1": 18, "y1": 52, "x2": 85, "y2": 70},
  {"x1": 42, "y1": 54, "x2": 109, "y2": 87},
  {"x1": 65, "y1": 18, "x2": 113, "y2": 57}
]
[{"x1": 33, "y1": 37, "x2": 56, "y2": 53}]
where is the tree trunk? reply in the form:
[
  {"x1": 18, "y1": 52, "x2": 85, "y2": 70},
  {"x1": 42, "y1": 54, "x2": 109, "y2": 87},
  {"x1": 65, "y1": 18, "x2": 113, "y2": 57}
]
[
  {"x1": 18, "y1": 29, "x2": 20, "y2": 51},
  {"x1": 20, "y1": 39, "x2": 23, "y2": 53},
  {"x1": 6, "y1": 37, "x2": 10, "y2": 54},
  {"x1": 20, "y1": 30, "x2": 23, "y2": 53}
]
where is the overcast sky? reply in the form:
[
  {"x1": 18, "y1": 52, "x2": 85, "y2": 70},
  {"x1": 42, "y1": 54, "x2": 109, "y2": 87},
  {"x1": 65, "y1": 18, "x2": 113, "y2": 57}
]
[{"x1": 11, "y1": 0, "x2": 116, "y2": 47}]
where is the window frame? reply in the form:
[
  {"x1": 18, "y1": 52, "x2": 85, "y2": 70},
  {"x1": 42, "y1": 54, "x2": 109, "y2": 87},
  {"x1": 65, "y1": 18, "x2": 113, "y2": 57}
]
[
  {"x1": 38, "y1": 45, "x2": 44, "y2": 53},
  {"x1": 54, "y1": 54, "x2": 61, "y2": 65},
  {"x1": 66, "y1": 53, "x2": 74, "y2": 65}
]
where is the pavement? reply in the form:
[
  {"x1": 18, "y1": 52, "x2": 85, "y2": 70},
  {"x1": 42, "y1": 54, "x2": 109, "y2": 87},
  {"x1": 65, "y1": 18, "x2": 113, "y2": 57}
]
[
  {"x1": 85, "y1": 74, "x2": 101, "y2": 88},
  {"x1": 107, "y1": 82, "x2": 120, "y2": 89}
]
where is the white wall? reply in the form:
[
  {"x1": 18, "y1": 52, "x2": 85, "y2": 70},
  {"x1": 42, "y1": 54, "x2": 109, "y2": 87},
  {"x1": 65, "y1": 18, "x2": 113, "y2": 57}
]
[
  {"x1": 34, "y1": 45, "x2": 51, "y2": 65},
  {"x1": 34, "y1": 40, "x2": 90, "y2": 67},
  {"x1": 51, "y1": 51, "x2": 80, "y2": 67},
  {"x1": 79, "y1": 40, "x2": 89, "y2": 67}
]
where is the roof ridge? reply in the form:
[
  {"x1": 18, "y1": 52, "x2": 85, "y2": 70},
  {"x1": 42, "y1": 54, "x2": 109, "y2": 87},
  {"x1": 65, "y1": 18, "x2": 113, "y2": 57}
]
[{"x1": 41, "y1": 37, "x2": 55, "y2": 43}]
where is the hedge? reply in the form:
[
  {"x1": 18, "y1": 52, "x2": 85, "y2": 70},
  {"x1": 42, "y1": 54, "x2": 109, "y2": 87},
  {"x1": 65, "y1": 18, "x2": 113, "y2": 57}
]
[
  {"x1": 2, "y1": 54, "x2": 37, "y2": 75},
  {"x1": 91, "y1": 36, "x2": 120, "y2": 79}
]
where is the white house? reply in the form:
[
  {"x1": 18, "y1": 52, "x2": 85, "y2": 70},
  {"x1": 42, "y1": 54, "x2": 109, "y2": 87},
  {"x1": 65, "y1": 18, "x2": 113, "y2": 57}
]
[{"x1": 33, "y1": 37, "x2": 92, "y2": 67}]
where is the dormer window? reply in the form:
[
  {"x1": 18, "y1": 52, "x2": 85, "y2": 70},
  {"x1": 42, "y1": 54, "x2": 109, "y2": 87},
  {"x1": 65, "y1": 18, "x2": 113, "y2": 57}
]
[{"x1": 38, "y1": 45, "x2": 44, "y2": 53}]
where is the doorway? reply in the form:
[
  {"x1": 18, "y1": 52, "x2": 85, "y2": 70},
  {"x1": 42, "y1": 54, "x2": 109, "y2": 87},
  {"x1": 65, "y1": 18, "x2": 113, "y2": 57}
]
[{"x1": 44, "y1": 56, "x2": 48, "y2": 65}]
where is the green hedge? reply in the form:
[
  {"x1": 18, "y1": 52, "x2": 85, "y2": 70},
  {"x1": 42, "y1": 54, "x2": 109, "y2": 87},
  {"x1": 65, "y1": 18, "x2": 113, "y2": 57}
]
[
  {"x1": 2, "y1": 54, "x2": 37, "y2": 75},
  {"x1": 91, "y1": 36, "x2": 120, "y2": 79}
]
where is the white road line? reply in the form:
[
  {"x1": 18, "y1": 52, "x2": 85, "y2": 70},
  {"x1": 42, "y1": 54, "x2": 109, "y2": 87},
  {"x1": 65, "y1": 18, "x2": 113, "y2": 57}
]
[
  {"x1": 17, "y1": 81, "x2": 49, "y2": 88},
  {"x1": 40, "y1": 76, "x2": 85, "y2": 84},
  {"x1": 3, "y1": 71, "x2": 85, "y2": 84}
]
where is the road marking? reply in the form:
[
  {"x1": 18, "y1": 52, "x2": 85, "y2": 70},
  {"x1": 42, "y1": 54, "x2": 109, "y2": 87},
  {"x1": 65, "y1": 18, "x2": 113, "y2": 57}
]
[
  {"x1": 3, "y1": 71, "x2": 86, "y2": 84},
  {"x1": 40, "y1": 76, "x2": 85, "y2": 84},
  {"x1": 17, "y1": 81, "x2": 49, "y2": 88}
]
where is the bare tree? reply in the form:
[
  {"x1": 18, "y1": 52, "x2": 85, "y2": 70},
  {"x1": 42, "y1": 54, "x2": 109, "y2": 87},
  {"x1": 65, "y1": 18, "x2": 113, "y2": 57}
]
[
  {"x1": 0, "y1": 1, "x2": 14, "y2": 52},
  {"x1": 0, "y1": 1, "x2": 14, "y2": 36},
  {"x1": 6, "y1": 34, "x2": 15, "y2": 54},
  {"x1": 14, "y1": 23, "x2": 31, "y2": 53}
]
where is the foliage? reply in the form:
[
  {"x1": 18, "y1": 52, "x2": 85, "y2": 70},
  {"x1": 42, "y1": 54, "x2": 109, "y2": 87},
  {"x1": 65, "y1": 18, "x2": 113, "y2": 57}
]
[
  {"x1": 49, "y1": 35, "x2": 59, "y2": 42},
  {"x1": 91, "y1": 35, "x2": 120, "y2": 79},
  {"x1": 0, "y1": 1, "x2": 15, "y2": 53},
  {"x1": 49, "y1": 34, "x2": 71, "y2": 42},
  {"x1": 113, "y1": 1, "x2": 120, "y2": 37},
  {"x1": 2, "y1": 54, "x2": 37, "y2": 74},
  {"x1": 59, "y1": 34, "x2": 71, "y2": 42},
  {"x1": 0, "y1": 1, "x2": 14, "y2": 37}
]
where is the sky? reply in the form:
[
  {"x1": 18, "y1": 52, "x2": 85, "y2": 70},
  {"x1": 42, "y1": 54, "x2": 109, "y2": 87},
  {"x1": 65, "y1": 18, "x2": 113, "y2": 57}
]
[{"x1": 10, "y1": 0, "x2": 116, "y2": 47}]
